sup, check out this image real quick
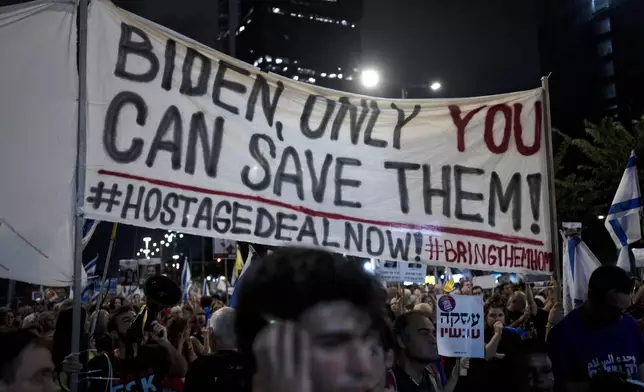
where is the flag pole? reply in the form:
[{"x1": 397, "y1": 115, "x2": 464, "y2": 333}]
[
  {"x1": 71, "y1": 0, "x2": 89, "y2": 391},
  {"x1": 541, "y1": 75, "x2": 562, "y2": 301},
  {"x1": 90, "y1": 223, "x2": 118, "y2": 336}
]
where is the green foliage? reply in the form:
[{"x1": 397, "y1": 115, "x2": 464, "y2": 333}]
[{"x1": 554, "y1": 116, "x2": 644, "y2": 222}]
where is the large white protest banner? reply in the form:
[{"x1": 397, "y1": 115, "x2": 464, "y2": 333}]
[
  {"x1": 84, "y1": 0, "x2": 553, "y2": 274},
  {"x1": 0, "y1": 1, "x2": 77, "y2": 286},
  {"x1": 436, "y1": 295, "x2": 484, "y2": 358}
]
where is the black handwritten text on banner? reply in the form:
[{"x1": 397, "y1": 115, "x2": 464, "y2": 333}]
[{"x1": 84, "y1": 1, "x2": 552, "y2": 274}]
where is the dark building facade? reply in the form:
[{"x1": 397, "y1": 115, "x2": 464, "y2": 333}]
[
  {"x1": 233, "y1": 0, "x2": 364, "y2": 91},
  {"x1": 539, "y1": 0, "x2": 644, "y2": 134}
]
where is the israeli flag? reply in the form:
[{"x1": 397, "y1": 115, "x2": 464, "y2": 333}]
[
  {"x1": 229, "y1": 245, "x2": 256, "y2": 308},
  {"x1": 181, "y1": 258, "x2": 192, "y2": 302},
  {"x1": 444, "y1": 267, "x2": 453, "y2": 282},
  {"x1": 84, "y1": 255, "x2": 97, "y2": 278},
  {"x1": 562, "y1": 234, "x2": 601, "y2": 314},
  {"x1": 605, "y1": 151, "x2": 642, "y2": 247},
  {"x1": 76, "y1": 254, "x2": 98, "y2": 299},
  {"x1": 605, "y1": 151, "x2": 641, "y2": 273},
  {"x1": 202, "y1": 280, "x2": 210, "y2": 297},
  {"x1": 82, "y1": 220, "x2": 100, "y2": 250}
]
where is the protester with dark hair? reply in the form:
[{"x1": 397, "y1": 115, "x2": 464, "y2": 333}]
[
  {"x1": 525, "y1": 340, "x2": 555, "y2": 392},
  {"x1": 0, "y1": 329, "x2": 55, "y2": 392},
  {"x1": 390, "y1": 310, "x2": 446, "y2": 392},
  {"x1": 499, "y1": 282, "x2": 514, "y2": 300},
  {"x1": 52, "y1": 306, "x2": 88, "y2": 392},
  {"x1": 235, "y1": 248, "x2": 387, "y2": 392},
  {"x1": 548, "y1": 265, "x2": 644, "y2": 391},
  {"x1": 472, "y1": 286, "x2": 484, "y2": 297},
  {"x1": 38, "y1": 311, "x2": 55, "y2": 340},
  {"x1": 0, "y1": 307, "x2": 15, "y2": 330},
  {"x1": 507, "y1": 280, "x2": 550, "y2": 344},
  {"x1": 86, "y1": 305, "x2": 187, "y2": 392},
  {"x1": 108, "y1": 296, "x2": 125, "y2": 311},
  {"x1": 190, "y1": 308, "x2": 209, "y2": 350},
  {"x1": 91, "y1": 309, "x2": 112, "y2": 353},
  {"x1": 460, "y1": 280, "x2": 473, "y2": 295},
  {"x1": 199, "y1": 296, "x2": 213, "y2": 310}
]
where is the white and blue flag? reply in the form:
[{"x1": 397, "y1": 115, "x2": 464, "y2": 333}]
[
  {"x1": 229, "y1": 245, "x2": 256, "y2": 308},
  {"x1": 82, "y1": 220, "x2": 100, "y2": 250},
  {"x1": 75, "y1": 254, "x2": 98, "y2": 300},
  {"x1": 433, "y1": 267, "x2": 442, "y2": 286},
  {"x1": 84, "y1": 254, "x2": 97, "y2": 278},
  {"x1": 605, "y1": 151, "x2": 641, "y2": 273},
  {"x1": 562, "y1": 234, "x2": 601, "y2": 314},
  {"x1": 181, "y1": 257, "x2": 192, "y2": 302},
  {"x1": 202, "y1": 280, "x2": 210, "y2": 297}
]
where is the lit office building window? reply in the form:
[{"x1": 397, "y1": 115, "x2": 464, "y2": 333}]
[
  {"x1": 602, "y1": 83, "x2": 616, "y2": 99},
  {"x1": 591, "y1": 0, "x2": 610, "y2": 13},
  {"x1": 270, "y1": 8, "x2": 355, "y2": 27},
  {"x1": 595, "y1": 18, "x2": 611, "y2": 35},
  {"x1": 601, "y1": 60, "x2": 615, "y2": 78},
  {"x1": 252, "y1": 55, "x2": 357, "y2": 86},
  {"x1": 597, "y1": 39, "x2": 613, "y2": 57}
]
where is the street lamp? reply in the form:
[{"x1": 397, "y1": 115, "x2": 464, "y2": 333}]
[
  {"x1": 598, "y1": 215, "x2": 605, "y2": 220},
  {"x1": 360, "y1": 68, "x2": 443, "y2": 98},
  {"x1": 360, "y1": 69, "x2": 380, "y2": 89}
]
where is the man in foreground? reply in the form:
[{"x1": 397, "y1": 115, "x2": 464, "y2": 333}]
[
  {"x1": 548, "y1": 265, "x2": 644, "y2": 391},
  {"x1": 235, "y1": 248, "x2": 389, "y2": 392},
  {"x1": 0, "y1": 329, "x2": 56, "y2": 392}
]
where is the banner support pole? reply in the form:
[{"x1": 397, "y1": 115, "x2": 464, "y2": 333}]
[
  {"x1": 90, "y1": 223, "x2": 119, "y2": 336},
  {"x1": 71, "y1": 0, "x2": 89, "y2": 392},
  {"x1": 541, "y1": 75, "x2": 562, "y2": 301}
]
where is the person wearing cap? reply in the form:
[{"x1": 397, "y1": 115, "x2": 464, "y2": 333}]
[{"x1": 547, "y1": 265, "x2": 644, "y2": 391}]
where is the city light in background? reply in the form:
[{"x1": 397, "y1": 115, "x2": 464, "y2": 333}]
[
  {"x1": 360, "y1": 68, "x2": 443, "y2": 94},
  {"x1": 360, "y1": 69, "x2": 379, "y2": 88},
  {"x1": 136, "y1": 230, "x2": 183, "y2": 260}
]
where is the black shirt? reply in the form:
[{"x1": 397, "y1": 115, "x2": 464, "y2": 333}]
[
  {"x1": 86, "y1": 344, "x2": 170, "y2": 392},
  {"x1": 94, "y1": 334, "x2": 113, "y2": 353},
  {"x1": 454, "y1": 328, "x2": 528, "y2": 392},
  {"x1": 183, "y1": 350, "x2": 252, "y2": 392},
  {"x1": 507, "y1": 308, "x2": 549, "y2": 344},
  {"x1": 392, "y1": 365, "x2": 436, "y2": 392}
]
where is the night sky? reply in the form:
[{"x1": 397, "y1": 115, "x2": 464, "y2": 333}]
[{"x1": 360, "y1": 0, "x2": 541, "y2": 98}]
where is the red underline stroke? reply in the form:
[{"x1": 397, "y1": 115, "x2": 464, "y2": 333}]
[{"x1": 97, "y1": 169, "x2": 545, "y2": 247}]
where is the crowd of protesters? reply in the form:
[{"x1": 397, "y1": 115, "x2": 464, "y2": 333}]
[{"x1": 1, "y1": 247, "x2": 644, "y2": 392}]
